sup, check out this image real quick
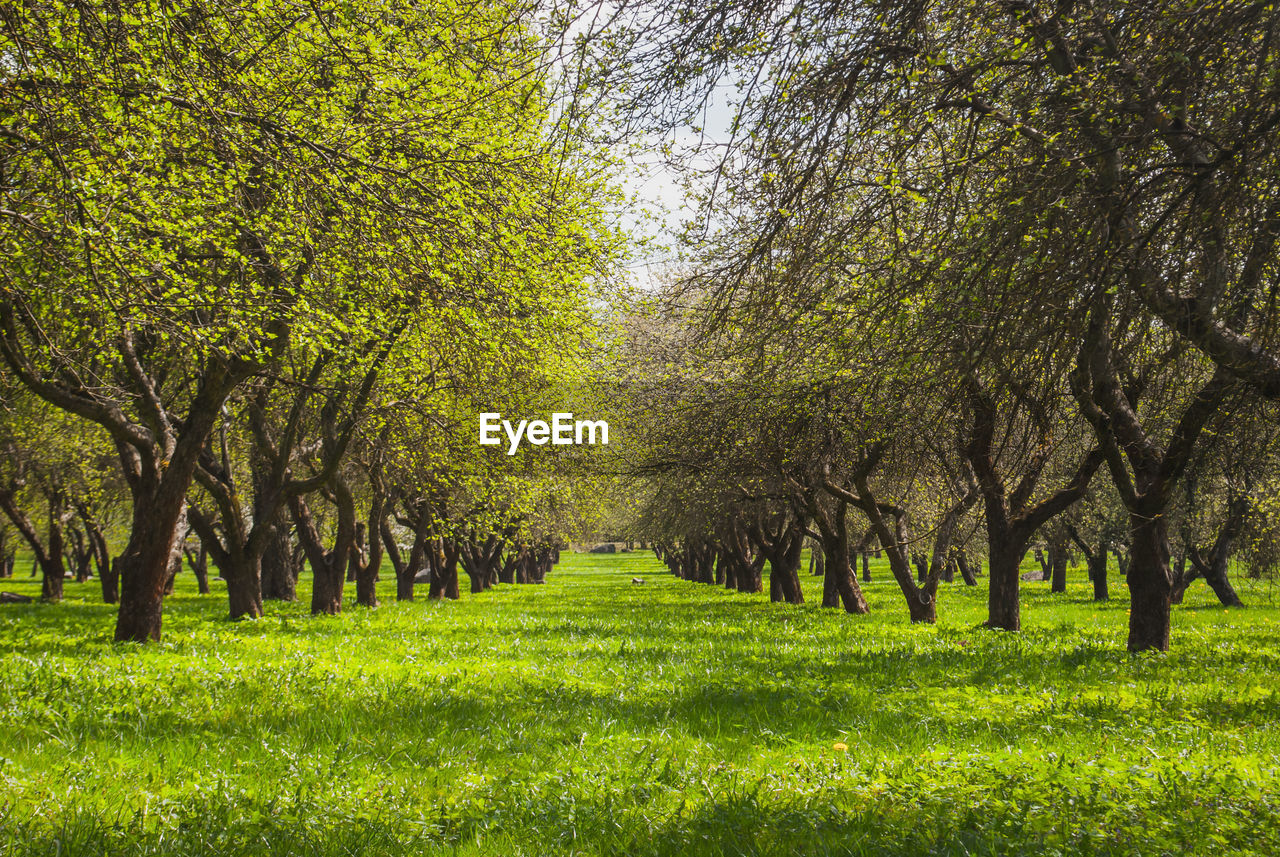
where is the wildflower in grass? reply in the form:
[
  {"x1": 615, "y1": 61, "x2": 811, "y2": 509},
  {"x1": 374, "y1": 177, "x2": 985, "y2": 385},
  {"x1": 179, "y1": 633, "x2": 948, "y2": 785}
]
[{"x1": 833, "y1": 742, "x2": 848, "y2": 752}]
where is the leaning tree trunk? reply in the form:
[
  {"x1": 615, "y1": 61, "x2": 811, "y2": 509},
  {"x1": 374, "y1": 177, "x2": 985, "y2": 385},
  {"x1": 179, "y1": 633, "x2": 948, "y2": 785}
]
[
  {"x1": 1182, "y1": 498, "x2": 1247, "y2": 608},
  {"x1": 834, "y1": 474, "x2": 936, "y2": 623},
  {"x1": 1200, "y1": 556, "x2": 1244, "y2": 607},
  {"x1": 0, "y1": 486, "x2": 65, "y2": 602}
]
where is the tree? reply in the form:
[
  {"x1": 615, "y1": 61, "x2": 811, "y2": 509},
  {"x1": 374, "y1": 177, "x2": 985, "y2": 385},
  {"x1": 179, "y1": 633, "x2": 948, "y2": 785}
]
[{"x1": 1, "y1": 0, "x2": 616, "y2": 639}]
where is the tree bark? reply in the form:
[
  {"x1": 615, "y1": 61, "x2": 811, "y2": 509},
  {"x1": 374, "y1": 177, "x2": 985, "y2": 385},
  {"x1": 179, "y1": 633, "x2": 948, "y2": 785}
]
[
  {"x1": 101, "y1": 556, "x2": 120, "y2": 604},
  {"x1": 292, "y1": 487, "x2": 355, "y2": 616},
  {"x1": 807, "y1": 497, "x2": 870, "y2": 614},
  {"x1": 382, "y1": 514, "x2": 414, "y2": 601},
  {"x1": 1049, "y1": 533, "x2": 1069, "y2": 593},
  {"x1": 183, "y1": 542, "x2": 210, "y2": 595},
  {"x1": 260, "y1": 507, "x2": 298, "y2": 601},
  {"x1": 1126, "y1": 512, "x2": 1173, "y2": 652},
  {"x1": 986, "y1": 543, "x2": 1024, "y2": 632},
  {"x1": 1067, "y1": 525, "x2": 1109, "y2": 602},
  {"x1": 188, "y1": 506, "x2": 263, "y2": 620},
  {"x1": 430, "y1": 539, "x2": 461, "y2": 600}
]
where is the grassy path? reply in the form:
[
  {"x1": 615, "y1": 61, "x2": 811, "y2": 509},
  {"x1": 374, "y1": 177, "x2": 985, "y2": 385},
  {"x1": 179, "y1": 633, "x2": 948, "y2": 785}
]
[{"x1": 2, "y1": 552, "x2": 1279, "y2": 855}]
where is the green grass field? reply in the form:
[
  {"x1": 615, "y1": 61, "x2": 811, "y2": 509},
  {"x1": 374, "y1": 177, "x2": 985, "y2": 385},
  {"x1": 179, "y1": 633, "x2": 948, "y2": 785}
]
[{"x1": 2, "y1": 553, "x2": 1279, "y2": 856}]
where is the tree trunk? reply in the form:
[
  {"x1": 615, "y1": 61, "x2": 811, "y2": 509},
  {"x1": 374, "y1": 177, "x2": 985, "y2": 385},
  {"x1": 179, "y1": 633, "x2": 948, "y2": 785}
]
[
  {"x1": 430, "y1": 540, "x2": 461, "y2": 600},
  {"x1": 40, "y1": 558, "x2": 64, "y2": 602},
  {"x1": 1050, "y1": 552, "x2": 1067, "y2": 592},
  {"x1": 986, "y1": 544, "x2": 1024, "y2": 632},
  {"x1": 188, "y1": 505, "x2": 264, "y2": 620},
  {"x1": 187, "y1": 543, "x2": 210, "y2": 595},
  {"x1": 1067, "y1": 525, "x2": 1109, "y2": 602},
  {"x1": 353, "y1": 550, "x2": 379, "y2": 606},
  {"x1": 226, "y1": 554, "x2": 265, "y2": 618},
  {"x1": 1088, "y1": 553, "x2": 1108, "y2": 601},
  {"x1": 383, "y1": 516, "x2": 414, "y2": 601},
  {"x1": 311, "y1": 554, "x2": 345, "y2": 615},
  {"x1": 1201, "y1": 557, "x2": 1244, "y2": 607},
  {"x1": 1126, "y1": 512, "x2": 1173, "y2": 652},
  {"x1": 68, "y1": 526, "x2": 93, "y2": 583},
  {"x1": 912, "y1": 552, "x2": 929, "y2": 584},
  {"x1": 260, "y1": 509, "x2": 297, "y2": 601},
  {"x1": 113, "y1": 501, "x2": 182, "y2": 641},
  {"x1": 821, "y1": 554, "x2": 840, "y2": 607},
  {"x1": 817, "y1": 526, "x2": 869, "y2": 614},
  {"x1": 830, "y1": 471, "x2": 936, "y2": 622},
  {"x1": 102, "y1": 556, "x2": 120, "y2": 604},
  {"x1": 163, "y1": 550, "x2": 180, "y2": 596},
  {"x1": 41, "y1": 491, "x2": 67, "y2": 602},
  {"x1": 0, "y1": 486, "x2": 65, "y2": 601},
  {"x1": 353, "y1": 489, "x2": 386, "y2": 608},
  {"x1": 291, "y1": 491, "x2": 354, "y2": 617},
  {"x1": 1049, "y1": 533, "x2": 1069, "y2": 593},
  {"x1": 1180, "y1": 497, "x2": 1247, "y2": 608},
  {"x1": 956, "y1": 551, "x2": 978, "y2": 586},
  {"x1": 776, "y1": 533, "x2": 804, "y2": 604}
]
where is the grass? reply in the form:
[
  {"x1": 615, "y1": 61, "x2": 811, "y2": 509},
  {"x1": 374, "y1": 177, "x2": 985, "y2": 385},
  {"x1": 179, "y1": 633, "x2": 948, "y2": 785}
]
[{"x1": 1, "y1": 552, "x2": 1279, "y2": 856}]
